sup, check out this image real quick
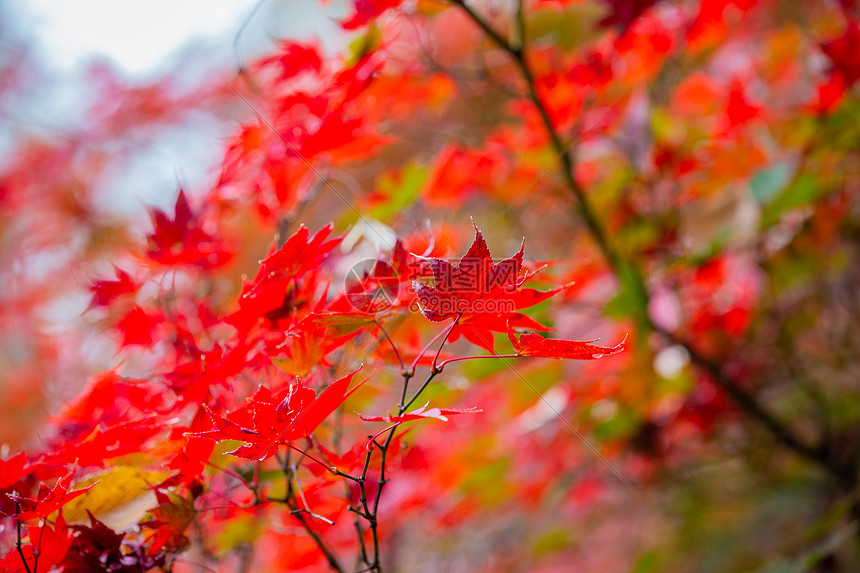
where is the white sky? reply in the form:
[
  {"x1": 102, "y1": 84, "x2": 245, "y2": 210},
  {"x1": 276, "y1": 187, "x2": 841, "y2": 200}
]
[
  {"x1": 25, "y1": 0, "x2": 254, "y2": 74},
  {"x1": 22, "y1": 0, "x2": 350, "y2": 75},
  {"x1": 11, "y1": 0, "x2": 351, "y2": 213}
]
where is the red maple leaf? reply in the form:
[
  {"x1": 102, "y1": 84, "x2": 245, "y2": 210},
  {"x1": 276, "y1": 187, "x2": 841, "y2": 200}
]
[
  {"x1": 256, "y1": 41, "x2": 323, "y2": 81},
  {"x1": 166, "y1": 342, "x2": 251, "y2": 404},
  {"x1": 724, "y1": 80, "x2": 760, "y2": 129},
  {"x1": 412, "y1": 223, "x2": 567, "y2": 351},
  {"x1": 507, "y1": 324, "x2": 626, "y2": 360},
  {"x1": 53, "y1": 370, "x2": 159, "y2": 434},
  {"x1": 87, "y1": 266, "x2": 137, "y2": 309},
  {"x1": 194, "y1": 367, "x2": 366, "y2": 461},
  {"x1": 165, "y1": 407, "x2": 217, "y2": 484},
  {"x1": 0, "y1": 452, "x2": 29, "y2": 490},
  {"x1": 145, "y1": 189, "x2": 232, "y2": 268},
  {"x1": 412, "y1": 223, "x2": 530, "y2": 322},
  {"x1": 341, "y1": 0, "x2": 405, "y2": 30},
  {"x1": 268, "y1": 322, "x2": 361, "y2": 377},
  {"x1": 116, "y1": 305, "x2": 163, "y2": 348},
  {"x1": 8, "y1": 469, "x2": 96, "y2": 520},
  {"x1": 143, "y1": 491, "x2": 195, "y2": 555},
  {"x1": 242, "y1": 224, "x2": 341, "y2": 305},
  {"x1": 315, "y1": 442, "x2": 367, "y2": 476},
  {"x1": 40, "y1": 419, "x2": 163, "y2": 467},
  {"x1": 449, "y1": 311, "x2": 554, "y2": 354},
  {"x1": 822, "y1": 21, "x2": 860, "y2": 87}
]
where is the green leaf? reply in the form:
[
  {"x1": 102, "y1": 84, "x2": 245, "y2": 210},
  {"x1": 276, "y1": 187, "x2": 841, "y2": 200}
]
[
  {"x1": 528, "y1": 3, "x2": 605, "y2": 50},
  {"x1": 751, "y1": 163, "x2": 790, "y2": 203},
  {"x1": 761, "y1": 174, "x2": 820, "y2": 227},
  {"x1": 459, "y1": 458, "x2": 511, "y2": 505},
  {"x1": 369, "y1": 163, "x2": 427, "y2": 222},
  {"x1": 604, "y1": 262, "x2": 648, "y2": 325},
  {"x1": 346, "y1": 22, "x2": 382, "y2": 66},
  {"x1": 531, "y1": 529, "x2": 571, "y2": 557},
  {"x1": 630, "y1": 553, "x2": 661, "y2": 573},
  {"x1": 215, "y1": 515, "x2": 262, "y2": 555},
  {"x1": 592, "y1": 406, "x2": 640, "y2": 441}
]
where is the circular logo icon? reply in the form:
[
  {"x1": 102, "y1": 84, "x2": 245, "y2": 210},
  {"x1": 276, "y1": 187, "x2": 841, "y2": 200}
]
[{"x1": 344, "y1": 259, "x2": 401, "y2": 313}]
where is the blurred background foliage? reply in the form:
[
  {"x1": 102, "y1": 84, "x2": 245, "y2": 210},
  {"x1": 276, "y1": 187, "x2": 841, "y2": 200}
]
[{"x1": 2, "y1": 0, "x2": 860, "y2": 571}]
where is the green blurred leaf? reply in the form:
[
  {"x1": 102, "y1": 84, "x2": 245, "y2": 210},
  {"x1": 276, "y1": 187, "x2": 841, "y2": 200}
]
[
  {"x1": 592, "y1": 406, "x2": 640, "y2": 441},
  {"x1": 630, "y1": 552, "x2": 661, "y2": 573},
  {"x1": 761, "y1": 174, "x2": 820, "y2": 227},
  {"x1": 531, "y1": 529, "x2": 571, "y2": 557},
  {"x1": 215, "y1": 515, "x2": 262, "y2": 555},
  {"x1": 459, "y1": 458, "x2": 510, "y2": 505},
  {"x1": 751, "y1": 163, "x2": 790, "y2": 203},
  {"x1": 528, "y1": 3, "x2": 604, "y2": 50},
  {"x1": 604, "y1": 262, "x2": 648, "y2": 326},
  {"x1": 369, "y1": 163, "x2": 427, "y2": 222},
  {"x1": 346, "y1": 22, "x2": 382, "y2": 66}
]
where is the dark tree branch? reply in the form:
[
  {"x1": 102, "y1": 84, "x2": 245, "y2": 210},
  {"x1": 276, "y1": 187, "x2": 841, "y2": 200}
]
[
  {"x1": 13, "y1": 498, "x2": 33, "y2": 573},
  {"x1": 349, "y1": 315, "x2": 458, "y2": 572}
]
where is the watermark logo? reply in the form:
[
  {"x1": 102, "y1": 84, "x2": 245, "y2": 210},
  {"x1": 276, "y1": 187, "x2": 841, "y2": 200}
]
[
  {"x1": 344, "y1": 259, "x2": 401, "y2": 313},
  {"x1": 344, "y1": 257, "x2": 519, "y2": 315}
]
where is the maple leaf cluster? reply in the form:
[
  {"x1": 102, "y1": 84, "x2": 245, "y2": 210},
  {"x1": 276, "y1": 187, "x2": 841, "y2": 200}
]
[
  {"x1": 1, "y1": 208, "x2": 623, "y2": 570},
  {"x1": 2, "y1": 0, "x2": 860, "y2": 571}
]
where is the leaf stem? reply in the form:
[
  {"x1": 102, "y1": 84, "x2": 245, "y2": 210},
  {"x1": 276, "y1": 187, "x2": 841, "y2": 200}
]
[
  {"x1": 374, "y1": 318, "x2": 405, "y2": 372},
  {"x1": 408, "y1": 315, "x2": 457, "y2": 374},
  {"x1": 431, "y1": 314, "x2": 461, "y2": 372},
  {"x1": 436, "y1": 353, "x2": 519, "y2": 370},
  {"x1": 285, "y1": 443, "x2": 338, "y2": 474}
]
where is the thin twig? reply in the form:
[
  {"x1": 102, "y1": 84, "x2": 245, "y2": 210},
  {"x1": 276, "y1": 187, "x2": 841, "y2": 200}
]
[
  {"x1": 436, "y1": 353, "x2": 519, "y2": 370},
  {"x1": 431, "y1": 314, "x2": 462, "y2": 372},
  {"x1": 353, "y1": 508, "x2": 371, "y2": 568},
  {"x1": 408, "y1": 316, "x2": 458, "y2": 374},
  {"x1": 292, "y1": 509, "x2": 344, "y2": 571},
  {"x1": 374, "y1": 318, "x2": 405, "y2": 372},
  {"x1": 285, "y1": 443, "x2": 337, "y2": 473},
  {"x1": 13, "y1": 498, "x2": 33, "y2": 573},
  {"x1": 32, "y1": 517, "x2": 41, "y2": 573},
  {"x1": 353, "y1": 313, "x2": 462, "y2": 572}
]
